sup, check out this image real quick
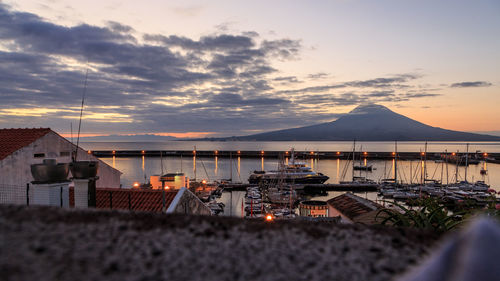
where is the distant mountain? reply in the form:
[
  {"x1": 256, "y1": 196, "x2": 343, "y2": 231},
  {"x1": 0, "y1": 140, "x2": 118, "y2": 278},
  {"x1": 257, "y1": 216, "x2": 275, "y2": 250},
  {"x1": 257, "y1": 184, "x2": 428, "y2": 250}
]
[
  {"x1": 79, "y1": 134, "x2": 177, "y2": 142},
  {"x1": 220, "y1": 104, "x2": 500, "y2": 141}
]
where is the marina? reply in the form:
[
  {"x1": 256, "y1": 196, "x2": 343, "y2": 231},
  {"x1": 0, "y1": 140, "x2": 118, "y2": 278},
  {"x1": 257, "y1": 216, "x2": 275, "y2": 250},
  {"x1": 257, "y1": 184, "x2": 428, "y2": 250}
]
[{"x1": 86, "y1": 141, "x2": 500, "y2": 218}]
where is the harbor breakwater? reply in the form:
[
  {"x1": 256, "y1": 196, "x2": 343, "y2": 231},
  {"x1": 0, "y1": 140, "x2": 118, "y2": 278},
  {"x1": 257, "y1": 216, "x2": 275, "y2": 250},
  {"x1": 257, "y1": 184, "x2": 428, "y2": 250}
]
[{"x1": 89, "y1": 150, "x2": 499, "y2": 162}]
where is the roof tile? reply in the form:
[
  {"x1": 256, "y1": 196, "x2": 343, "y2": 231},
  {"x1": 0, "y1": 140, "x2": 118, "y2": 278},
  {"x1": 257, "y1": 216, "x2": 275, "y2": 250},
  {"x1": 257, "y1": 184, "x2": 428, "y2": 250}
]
[
  {"x1": 69, "y1": 187, "x2": 179, "y2": 213},
  {"x1": 0, "y1": 128, "x2": 51, "y2": 160},
  {"x1": 327, "y1": 193, "x2": 382, "y2": 220}
]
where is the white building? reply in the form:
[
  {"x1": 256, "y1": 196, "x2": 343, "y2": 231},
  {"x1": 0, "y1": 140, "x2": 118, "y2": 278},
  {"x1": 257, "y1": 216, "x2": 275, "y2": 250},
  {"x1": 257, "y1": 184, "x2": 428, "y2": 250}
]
[{"x1": 0, "y1": 128, "x2": 121, "y2": 191}]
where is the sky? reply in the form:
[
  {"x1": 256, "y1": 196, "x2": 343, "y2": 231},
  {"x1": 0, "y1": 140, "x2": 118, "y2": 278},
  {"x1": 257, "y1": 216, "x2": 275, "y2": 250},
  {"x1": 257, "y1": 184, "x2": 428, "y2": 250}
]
[{"x1": 0, "y1": 0, "x2": 499, "y2": 138}]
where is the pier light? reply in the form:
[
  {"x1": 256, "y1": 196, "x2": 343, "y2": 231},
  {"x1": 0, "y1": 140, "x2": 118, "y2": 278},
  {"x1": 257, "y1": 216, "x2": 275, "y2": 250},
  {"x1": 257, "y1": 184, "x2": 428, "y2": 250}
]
[
  {"x1": 112, "y1": 150, "x2": 116, "y2": 154},
  {"x1": 452, "y1": 152, "x2": 456, "y2": 156},
  {"x1": 237, "y1": 150, "x2": 241, "y2": 154},
  {"x1": 214, "y1": 150, "x2": 218, "y2": 155},
  {"x1": 285, "y1": 151, "x2": 289, "y2": 155},
  {"x1": 164, "y1": 186, "x2": 170, "y2": 190},
  {"x1": 310, "y1": 151, "x2": 314, "y2": 155},
  {"x1": 133, "y1": 182, "x2": 140, "y2": 188},
  {"x1": 484, "y1": 153, "x2": 488, "y2": 157},
  {"x1": 336, "y1": 151, "x2": 340, "y2": 155},
  {"x1": 87, "y1": 150, "x2": 92, "y2": 154},
  {"x1": 265, "y1": 214, "x2": 274, "y2": 222},
  {"x1": 392, "y1": 152, "x2": 396, "y2": 156},
  {"x1": 201, "y1": 179, "x2": 207, "y2": 184},
  {"x1": 261, "y1": 150, "x2": 264, "y2": 155},
  {"x1": 363, "y1": 152, "x2": 367, "y2": 156},
  {"x1": 421, "y1": 152, "x2": 425, "y2": 156},
  {"x1": 141, "y1": 150, "x2": 145, "y2": 154},
  {"x1": 193, "y1": 150, "x2": 196, "y2": 155}
]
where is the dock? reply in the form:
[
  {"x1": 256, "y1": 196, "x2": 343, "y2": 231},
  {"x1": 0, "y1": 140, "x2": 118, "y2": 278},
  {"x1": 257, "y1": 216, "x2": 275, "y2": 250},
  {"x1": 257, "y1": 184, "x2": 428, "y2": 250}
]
[{"x1": 303, "y1": 184, "x2": 379, "y2": 192}]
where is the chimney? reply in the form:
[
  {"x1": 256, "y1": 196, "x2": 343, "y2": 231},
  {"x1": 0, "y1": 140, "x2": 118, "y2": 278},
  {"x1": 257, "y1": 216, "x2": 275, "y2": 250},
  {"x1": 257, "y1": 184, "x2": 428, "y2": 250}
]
[{"x1": 70, "y1": 161, "x2": 99, "y2": 208}]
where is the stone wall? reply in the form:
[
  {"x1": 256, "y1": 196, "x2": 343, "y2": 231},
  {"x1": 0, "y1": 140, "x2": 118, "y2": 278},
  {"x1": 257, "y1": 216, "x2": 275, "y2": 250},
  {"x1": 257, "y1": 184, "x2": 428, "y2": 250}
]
[{"x1": 0, "y1": 204, "x2": 439, "y2": 281}]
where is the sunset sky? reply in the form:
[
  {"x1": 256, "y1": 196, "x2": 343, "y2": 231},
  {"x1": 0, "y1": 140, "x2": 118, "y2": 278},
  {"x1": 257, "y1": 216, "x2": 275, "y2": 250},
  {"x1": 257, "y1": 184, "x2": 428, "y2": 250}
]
[{"x1": 1, "y1": 0, "x2": 499, "y2": 138}]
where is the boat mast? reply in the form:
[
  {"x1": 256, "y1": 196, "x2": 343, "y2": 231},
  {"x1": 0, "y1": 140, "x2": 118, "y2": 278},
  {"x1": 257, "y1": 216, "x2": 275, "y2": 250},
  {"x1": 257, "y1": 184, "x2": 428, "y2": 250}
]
[
  {"x1": 465, "y1": 143, "x2": 469, "y2": 182},
  {"x1": 229, "y1": 151, "x2": 233, "y2": 183},
  {"x1": 455, "y1": 150, "x2": 459, "y2": 183},
  {"x1": 424, "y1": 141, "x2": 428, "y2": 183},
  {"x1": 394, "y1": 141, "x2": 398, "y2": 184},
  {"x1": 440, "y1": 154, "x2": 444, "y2": 185},
  {"x1": 420, "y1": 149, "x2": 423, "y2": 184},
  {"x1": 352, "y1": 140, "x2": 356, "y2": 181},
  {"x1": 409, "y1": 159, "x2": 412, "y2": 185},
  {"x1": 194, "y1": 146, "x2": 197, "y2": 182},
  {"x1": 445, "y1": 149, "x2": 449, "y2": 185}
]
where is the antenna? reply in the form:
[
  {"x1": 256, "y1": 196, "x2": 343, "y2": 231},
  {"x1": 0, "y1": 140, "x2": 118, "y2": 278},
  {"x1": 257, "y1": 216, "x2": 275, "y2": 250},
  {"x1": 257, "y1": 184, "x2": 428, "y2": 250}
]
[{"x1": 74, "y1": 66, "x2": 89, "y2": 161}]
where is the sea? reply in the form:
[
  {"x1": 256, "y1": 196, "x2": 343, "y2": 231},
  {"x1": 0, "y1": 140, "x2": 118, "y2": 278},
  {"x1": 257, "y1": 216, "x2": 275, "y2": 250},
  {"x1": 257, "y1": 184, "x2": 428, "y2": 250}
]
[{"x1": 82, "y1": 141, "x2": 500, "y2": 217}]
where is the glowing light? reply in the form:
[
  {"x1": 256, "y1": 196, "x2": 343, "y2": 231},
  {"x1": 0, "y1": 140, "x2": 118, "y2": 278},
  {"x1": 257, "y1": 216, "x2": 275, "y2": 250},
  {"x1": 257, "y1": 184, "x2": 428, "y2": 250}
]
[
  {"x1": 202, "y1": 180, "x2": 207, "y2": 184},
  {"x1": 336, "y1": 151, "x2": 340, "y2": 155},
  {"x1": 452, "y1": 152, "x2": 456, "y2": 156},
  {"x1": 141, "y1": 150, "x2": 145, "y2": 154},
  {"x1": 237, "y1": 150, "x2": 241, "y2": 154},
  {"x1": 261, "y1": 150, "x2": 264, "y2": 154},
  {"x1": 265, "y1": 214, "x2": 274, "y2": 221},
  {"x1": 285, "y1": 151, "x2": 289, "y2": 155},
  {"x1": 392, "y1": 152, "x2": 396, "y2": 156},
  {"x1": 133, "y1": 182, "x2": 140, "y2": 188},
  {"x1": 214, "y1": 150, "x2": 218, "y2": 155},
  {"x1": 363, "y1": 152, "x2": 367, "y2": 156},
  {"x1": 484, "y1": 153, "x2": 488, "y2": 157},
  {"x1": 310, "y1": 151, "x2": 314, "y2": 155},
  {"x1": 421, "y1": 152, "x2": 425, "y2": 156},
  {"x1": 112, "y1": 150, "x2": 116, "y2": 154},
  {"x1": 87, "y1": 150, "x2": 92, "y2": 154},
  {"x1": 193, "y1": 150, "x2": 196, "y2": 154},
  {"x1": 165, "y1": 186, "x2": 170, "y2": 190}
]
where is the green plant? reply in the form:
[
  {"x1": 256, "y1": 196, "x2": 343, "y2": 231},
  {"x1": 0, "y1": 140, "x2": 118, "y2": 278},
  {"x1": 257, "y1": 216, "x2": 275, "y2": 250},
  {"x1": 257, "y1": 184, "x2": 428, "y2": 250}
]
[
  {"x1": 481, "y1": 194, "x2": 500, "y2": 220},
  {"x1": 376, "y1": 198, "x2": 464, "y2": 233}
]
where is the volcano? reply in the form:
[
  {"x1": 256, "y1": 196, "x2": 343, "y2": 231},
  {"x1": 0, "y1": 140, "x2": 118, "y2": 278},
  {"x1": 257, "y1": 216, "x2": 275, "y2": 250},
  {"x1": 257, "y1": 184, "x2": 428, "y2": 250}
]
[{"x1": 225, "y1": 104, "x2": 500, "y2": 141}]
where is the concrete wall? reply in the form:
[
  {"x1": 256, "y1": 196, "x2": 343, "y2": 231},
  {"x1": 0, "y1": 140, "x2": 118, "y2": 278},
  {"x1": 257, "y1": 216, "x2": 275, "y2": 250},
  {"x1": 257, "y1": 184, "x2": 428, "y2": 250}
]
[{"x1": 0, "y1": 131, "x2": 121, "y2": 190}]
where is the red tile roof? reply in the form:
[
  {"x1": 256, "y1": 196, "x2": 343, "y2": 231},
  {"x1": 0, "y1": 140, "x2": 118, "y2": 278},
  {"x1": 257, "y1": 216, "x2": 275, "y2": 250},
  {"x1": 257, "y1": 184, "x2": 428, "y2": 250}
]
[
  {"x1": 69, "y1": 187, "x2": 179, "y2": 213},
  {"x1": 327, "y1": 193, "x2": 382, "y2": 220},
  {"x1": 0, "y1": 128, "x2": 52, "y2": 160}
]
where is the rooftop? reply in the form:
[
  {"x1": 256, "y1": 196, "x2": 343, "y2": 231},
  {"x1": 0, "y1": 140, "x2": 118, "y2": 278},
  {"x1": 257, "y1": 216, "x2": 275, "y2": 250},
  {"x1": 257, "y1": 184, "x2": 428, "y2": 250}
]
[
  {"x1": 0, "y1": 128, "x2": 51, "y2": 160},
  {"x1": 327, "y1": 193, "x2": 383, "y2": 220}
]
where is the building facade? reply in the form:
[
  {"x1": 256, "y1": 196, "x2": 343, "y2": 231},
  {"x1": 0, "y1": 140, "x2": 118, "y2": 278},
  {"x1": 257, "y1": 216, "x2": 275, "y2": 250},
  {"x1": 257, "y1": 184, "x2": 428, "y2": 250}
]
[{"x1": 0, "y1": 128, "x2": 121, "y2": 191}]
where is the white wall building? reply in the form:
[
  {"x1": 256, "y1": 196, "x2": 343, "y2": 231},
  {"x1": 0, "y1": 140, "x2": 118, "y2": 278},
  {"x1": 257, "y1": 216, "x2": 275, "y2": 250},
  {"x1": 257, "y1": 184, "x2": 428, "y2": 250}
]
[{"x1": 0, "y1": 128, "x2": 121, "y2": 191}]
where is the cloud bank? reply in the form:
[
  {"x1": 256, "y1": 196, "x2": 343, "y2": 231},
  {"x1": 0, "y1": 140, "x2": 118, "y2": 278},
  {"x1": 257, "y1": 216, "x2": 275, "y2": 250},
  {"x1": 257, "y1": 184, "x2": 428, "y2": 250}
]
[
  {"x1": 450, "y1": 81, "x2": 492, "y2": 88},
  {"x1": 0, "y1": 4, "x2": 445, "y2": 136}
]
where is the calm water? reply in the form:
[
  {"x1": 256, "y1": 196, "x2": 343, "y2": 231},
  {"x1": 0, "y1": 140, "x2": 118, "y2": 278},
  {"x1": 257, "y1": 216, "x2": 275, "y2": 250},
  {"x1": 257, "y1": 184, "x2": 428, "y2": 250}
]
[
  {"x1": 87, "y1": 141, "x2": 500, "y2": 217},
  {"x1": 99, "y1": 156, "x2": 500, "y2": 189},
  {"x1": 82, "y1": 141, "x2": 500, "y2": 153}
]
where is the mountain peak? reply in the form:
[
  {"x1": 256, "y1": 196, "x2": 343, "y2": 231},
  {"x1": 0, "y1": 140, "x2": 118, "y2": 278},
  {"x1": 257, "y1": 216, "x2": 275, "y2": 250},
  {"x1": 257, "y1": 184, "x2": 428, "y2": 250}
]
[{"x1": 349, "y1": 104, "x2": 392, "y2": 115}]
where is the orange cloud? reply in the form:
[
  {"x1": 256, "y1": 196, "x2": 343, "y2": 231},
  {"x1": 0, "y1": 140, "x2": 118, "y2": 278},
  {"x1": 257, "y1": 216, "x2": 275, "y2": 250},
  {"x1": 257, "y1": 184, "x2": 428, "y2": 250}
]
[
  {"x1": 59, "y1": 132, "x2": 216, "y2": 139},
  {"x1": 154, "y1": 132, "x2": 216, "y2": 138},
  {"x1": 59, "y1": 133, "x2": 109, "y2": 138}
]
